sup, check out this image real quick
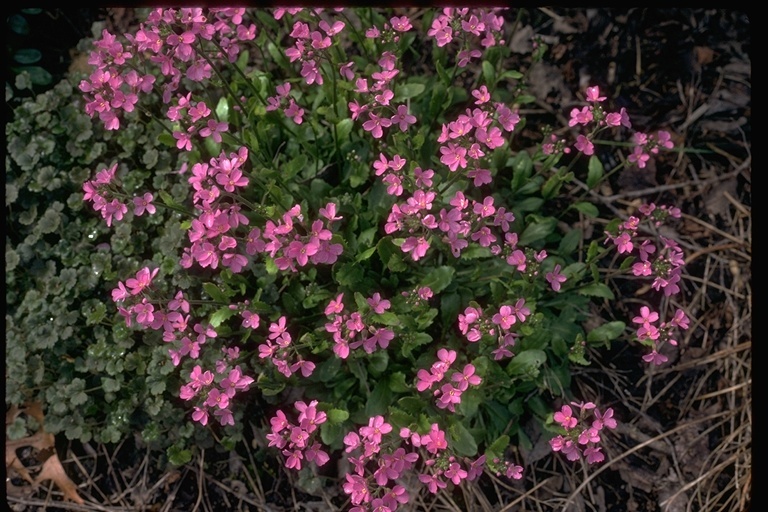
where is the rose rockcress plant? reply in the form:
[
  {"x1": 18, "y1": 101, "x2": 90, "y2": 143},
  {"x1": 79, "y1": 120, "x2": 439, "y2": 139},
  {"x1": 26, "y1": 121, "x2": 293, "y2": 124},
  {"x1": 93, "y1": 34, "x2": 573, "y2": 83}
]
[{"x1": 76, "y1": 7, "x2": 687, "y2": 508}]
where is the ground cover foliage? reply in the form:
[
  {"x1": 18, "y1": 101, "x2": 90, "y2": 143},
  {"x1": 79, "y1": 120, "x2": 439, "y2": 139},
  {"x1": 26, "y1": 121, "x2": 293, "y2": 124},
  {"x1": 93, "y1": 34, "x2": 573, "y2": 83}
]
[{"x1": 6, "y1": 8, "x2": 750, "y2": 512}]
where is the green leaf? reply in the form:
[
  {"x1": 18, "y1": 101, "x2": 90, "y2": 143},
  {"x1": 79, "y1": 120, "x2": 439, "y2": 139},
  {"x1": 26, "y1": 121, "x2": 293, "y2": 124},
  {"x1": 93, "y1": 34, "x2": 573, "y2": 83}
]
[
  {"x1": 568, "y1": 335, "x2": 590, "y2": 365},
  {"x1": 320, "y1": 422, "x2": 346, "y2": 448},
  {"x1": 364, "y1": 381, "x2": 392, "y2": 417},
  {"x1": 312, "y1": 357, "x2": 342, "y2": 382},
  {"x1": 335, "y1": 261, "x2": 364, "y2": 287},
  {"x1": 557, "y1": 229, "x2": 581, "y2": 255},
  {"x1": 283, "y1": 154, "x2": 308, "y2": 180},
  {"x1": 518, "y1": 217, "x2": 557, "y2": 246},
  {"x1": 14, "y1": 66, "x2": 51, "y2": 86},
  {"x1": 577, "y1": 283, "x2": 614, "y2": 300},
  {"x1": 373, "y1": 312, "x2": 401, "y2": 327},
  {"x1": 507, "y1": 349, "x2": 546, "y2": 377},
  {"x1": 396, "y1": 82, "x2": 426, "y2": 101},
  {"x1": 158, "y1": 132, "x2": 176, "y2": 147},
  {"x1": 8, "y1": 14, "x2": 30, "y2": 35},
  {"x1": 257, "y1": 373, "x2": 286, "y2": 396},
  {"x1": 456, "y1": 388, "x2": 481, "y2": 418},
  {"x1": 356, "y1": 246, "x2": 376, "y2": 262},
  {"x1": 209, "y1": 306, "x2": 237, "y2": 328},
  {"x1": 325, "y1": 408, "x2": 349, "y2": 424},
  {"x1": 420, "y1": 266, "x2": 455, "y2": 294},
  {"x1": 619, "y1": 255, "x2": 636, "y2": 271},
  {"x1": 13, "y1": 48, "x2": 42, "y2": 65},
  {"x1": 482, "y1": 60, "x2": 496, "y2": 86},
  {"x1": 71, "y1": 391, "x2": 88, "y2": 406},
  {"x1": 448, "y1": 420, "x2": 478, "y2": 457},
  {"x1": 215, "y1": 96, "x2": 229, "y2": 122},
  {"x1": 587, "y1": 156, "x2": 604, "y2": 189},
  {"x1": 400, "y1": 332, "x2": 432, "y2": 358},
  {"x1": 586, "y1": 240, "x2": 600, "y2": 261},
  {"x1": 203, "y1": 282, "x2": 229, "y2": 303},
  {"x1": 396, "y1": 397, "x2": 425, "y2": 416},
  {"x1": 387, "y1": 372, "x2": 410, "y2": 393},
  {"x1": 511, "y1": 151, "x2": 533, "y2": 192},
  {"x1": 485, "y1": 434, "x2": 510, "y2": 460},
  {"x1": 571, "y1": 201, "x2": 599, "y2": 218},
  {"x1": 514, "y1": 197, "x2": 544, "y2": 214},
  {"x1": 336, "y1": 118, "x2": 354, "y2": 142},
  {"x1": 587, "y1": 321, "x2": 626, "y2": 344},
  {"x1": 515, "y1": 94, "x2": 537, "y2": 104},
  {"x1": 368, "y1": 350, "x2": 389, "y2": 374},
  {"x1": 167, "y1": 444, "x2": 192, "y2": 466},
  {"x1": 103, "y1": 378, "x2": 121, "y2": 393},
  {"x1": 85, "y1": 302, "x2": 107, "y2": 326},
  {"x1": 499, "y1": 69, "x2": 524, "y2": 80}
]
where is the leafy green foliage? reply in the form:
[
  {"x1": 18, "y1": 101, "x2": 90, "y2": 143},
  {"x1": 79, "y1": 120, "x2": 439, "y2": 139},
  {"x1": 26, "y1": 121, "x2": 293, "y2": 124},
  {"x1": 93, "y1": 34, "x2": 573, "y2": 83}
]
[
  {"x1": 6, "y1": 73, "x2": 199, "y2": 448},
  {"x1": 6, "y1": 8, "x2": 683, "y2": 493}
]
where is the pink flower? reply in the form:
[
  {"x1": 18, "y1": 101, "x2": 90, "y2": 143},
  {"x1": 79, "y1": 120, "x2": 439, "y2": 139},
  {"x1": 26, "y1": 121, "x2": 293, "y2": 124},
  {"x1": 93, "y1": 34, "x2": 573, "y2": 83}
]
[
  {"x1": 132, "y1": 192, "x2": 156, "y2": 216},
  {"x1": 569, "y1": 106, "x2": 593, "y2": 126},
  {"x1": 628, "y1": 146, "x2": 650, "y2": 168},
  {"x1": 360, "y1": 415, "x2": 392, "y2": 444},
  {"x1": 439, "y1": 143, "x2": 467, "y2": 172},
  {"x1": 585, "y1": 86, "x2": 606, "y2": 102},
  {"x1": 284, "y1": 99, "x2": 304, "y2": 124},
  {"x1": 554, "y1": 405, "x2": 578, "y2": 429},
  {"x1": 574, "y1": 134, "x2": 595, "y2": 155},
  {"x1": 546, "y1": 264, "x2": 567, "y2": 291},
  {"x1": 390, "y1": 15, "x2": 412, "y2": 32},
  {"x1": 643, "y1": 350, "x2": 668, "y2": 365},
  {"x1": 390, "y1": 104, "x2": 417, "y2": 131},
  {"x1": 492, "y1": 305, "x2": 516, "y2": 330},
  {"x1": 367, "y1": 293, "x2": 391, "y2": 314},
  {"x1": 584, "y1": 446, "x2": 605, "y2": 464},
  {"x1": 401, "y1": 236, "x2": 430, "y2": 261},
  {"x1": 300, "y1": 60, "x2": 323, "y2": 85},
  {"x1": 592, "y1": 408, "x2": 617, "y2": 430},
  {"x1": 362, "y1": 112, "x2": 391, "y2": 139}
]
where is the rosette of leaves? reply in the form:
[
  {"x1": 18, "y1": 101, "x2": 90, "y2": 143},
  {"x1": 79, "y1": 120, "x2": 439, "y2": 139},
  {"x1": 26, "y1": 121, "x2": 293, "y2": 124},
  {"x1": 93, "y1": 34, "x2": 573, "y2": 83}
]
[{"x1": 5, "y1": 71, "x2": 196, "y2": 451}]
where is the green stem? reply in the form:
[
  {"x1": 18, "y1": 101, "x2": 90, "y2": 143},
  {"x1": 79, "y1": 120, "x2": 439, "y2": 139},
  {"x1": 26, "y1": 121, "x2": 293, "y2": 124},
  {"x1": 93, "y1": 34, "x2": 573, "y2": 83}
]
[{"x1": 437, "y1": 168, "x2": 466, "y2": 195}]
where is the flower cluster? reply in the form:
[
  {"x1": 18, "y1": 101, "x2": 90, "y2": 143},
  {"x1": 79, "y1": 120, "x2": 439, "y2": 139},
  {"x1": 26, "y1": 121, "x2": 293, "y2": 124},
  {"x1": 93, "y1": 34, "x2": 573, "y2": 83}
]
[
  {"x1": 188, "y1": 201, "x2": 343, "y2": 274},
  {"x1": 83, "y1": 163, "x2": 156, "y2": 226},
  {"x1": 181, "y1": 359, "x2": 254, "y2": 427},
  {"x1": 604, "y1": 202, "x2": 685, "y2": 297},
  {"x1": 341, "y1": 417, "x2": 495, "y2": 510},
  {"x1": 549, "y1": 402, "x2": 617, "y2": 464},
  {"x1": 81, "y1": 8, "x2": 256, "y2": 130},
  {"x1": 349, "y1": 51, "x2": 417, "y2": 139},
  {"x1": 266, "y1": 400, "x2": 330, "y2": 470},
  {"x1": 256, "y1": 315, "x2": 316, "y2": 378},
  {"x1": 110, "y1": 266, "x2": 160, "y2": 326},
  {"x1": 323, "y1": 293, "x2": 396, "y2": 359},
  {"x1": 282, "y1": 13, "x2": 348, "y2": 86},
  {"x1": 628, "y1": 130, "x2": 675, "y2": 169},
  {"x1": 265, "y1": 82, "x2": 305, "y2": 124},
  {"x1": 632, "y1": 306, "x2": 690, "y2": 365},
  {"x1": 385, "y1": 189, "x2": 525, "y2": 265},
  {"x1": 458, "y1": 299, "x2": 531, "y2": 360},
  {"x1": 415, "y1": 349, "x2": 482, "y2": 412},
  {"x1": 567, "y1": 85, "x2": 633, "y2": 156},
  {"x1": 74, "y1": 7, "x2": 691, "y2": 501},
  {"x1": 436, "y1": 87, "x2": 520, "y2": 178},
  {"x1": 426, "y1": 8, "x2": 507, "y2": 66}
]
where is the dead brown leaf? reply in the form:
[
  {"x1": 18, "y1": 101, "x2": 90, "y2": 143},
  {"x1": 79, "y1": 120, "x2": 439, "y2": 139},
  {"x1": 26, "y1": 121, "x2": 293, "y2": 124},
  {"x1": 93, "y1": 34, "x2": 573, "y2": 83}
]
[
  {"x1": 34, "y1": 452, "x2": 86, "y2": 504},
  {"x1": 5, "y1": 401, "x2": 85, "y2": 504}
]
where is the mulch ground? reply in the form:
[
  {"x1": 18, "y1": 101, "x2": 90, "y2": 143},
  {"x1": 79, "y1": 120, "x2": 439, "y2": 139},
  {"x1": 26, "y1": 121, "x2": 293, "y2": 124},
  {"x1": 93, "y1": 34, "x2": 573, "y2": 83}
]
[{"x1": 7, "y1": 8, "x2": 751, "y2": 512}]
